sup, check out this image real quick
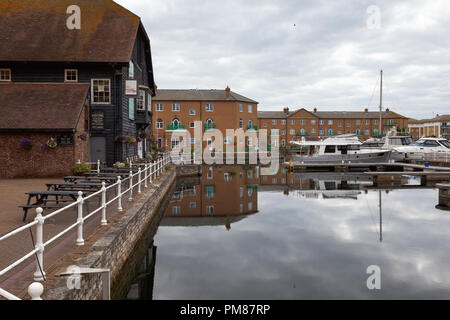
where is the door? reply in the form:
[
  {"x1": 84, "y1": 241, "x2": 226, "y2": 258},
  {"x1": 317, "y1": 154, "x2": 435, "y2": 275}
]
[{"x1": 90, "y1": 137, "x2": 106, "y2": 163}]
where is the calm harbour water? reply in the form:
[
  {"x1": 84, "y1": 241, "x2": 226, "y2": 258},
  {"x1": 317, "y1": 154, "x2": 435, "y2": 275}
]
[{"x1": 125, "y1": 166, "x2": 450, "y2": 300}]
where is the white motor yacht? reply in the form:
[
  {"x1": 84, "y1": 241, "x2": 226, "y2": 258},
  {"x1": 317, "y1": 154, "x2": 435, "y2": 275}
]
[{"x1": 393, "y1": 137, "x2": 450, "y2": 160}]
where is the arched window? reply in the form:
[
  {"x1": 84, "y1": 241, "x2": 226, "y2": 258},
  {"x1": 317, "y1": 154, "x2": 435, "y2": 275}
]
[
  {"x1": 248, "y1": 119, "x2": 253, "y2": 128},
  {"x1": 172, "y1": 118, "x2": 180, "y2": 127},
  {"x1": 300, "y1": 128, "x2": 306, "y2": 134},
  {"x1": 156, "y1": 119, "x2": 163, "y2": 129},
  {"x1": 328, "y1": 128, "x2": 333, "y2": 135},
  {"x1": 205, "y1": 118, "x2": 215, "y2": 130}
]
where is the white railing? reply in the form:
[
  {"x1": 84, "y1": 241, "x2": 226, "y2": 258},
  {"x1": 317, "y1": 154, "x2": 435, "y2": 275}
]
[{"x1": 0, "y1": 154, "x2": 171, "y2": 300}]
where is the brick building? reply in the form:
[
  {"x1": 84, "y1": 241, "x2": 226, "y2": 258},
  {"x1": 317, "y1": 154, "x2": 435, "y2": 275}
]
[
  {"x1": 152, "y1": 87, "x2": 258, "y2": 152},
  {"x1": 408, "y1": 115, "x2": 450, "y2": 140},
  {"x1": 258, "y1": 107, "x2": 409, "y2": 150},
  {"x1": 0, "y1": 0, "x2": 156, "y2": 168},
  {"x1": 0, "y1": 83, "x2": 90, "y2": 178},
  {"x1": 164, "y1": 165, "x2": 259, "y2": 229}
]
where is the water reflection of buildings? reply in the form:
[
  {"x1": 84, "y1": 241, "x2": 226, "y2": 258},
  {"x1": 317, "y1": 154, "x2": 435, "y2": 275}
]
[{"x1": 162, "y1": 165, "x2": 260, "y2": 230}]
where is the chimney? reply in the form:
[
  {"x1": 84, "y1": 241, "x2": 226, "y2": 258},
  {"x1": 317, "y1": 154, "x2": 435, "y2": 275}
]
[
  {"x1": 364, "y1": 108, "x2": 368, "y2": 113},
  {"x1": 313, "y1": 107, "x2": 317, "y2": 113},
  {"x1": 386, "y1": 108, "x2": 390, "y2": 112},
  {"x1": 283, "y1": 107, "x2": 289, "y2": 114},
  {"x1": 225, "y1": 86, "x2": 231, "y2": 99}
]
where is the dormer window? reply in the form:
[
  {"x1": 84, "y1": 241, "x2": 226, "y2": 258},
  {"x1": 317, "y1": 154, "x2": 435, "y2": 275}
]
[
  {"x1": 64, "y1": 69, "x2": 78, "y2": 82},
  {"x1": 0, "y1": 69, "x2": 11, "y2": 81}
]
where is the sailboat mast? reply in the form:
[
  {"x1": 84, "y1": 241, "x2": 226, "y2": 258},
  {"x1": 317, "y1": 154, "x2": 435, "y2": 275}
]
[
  {"x1": 379, "y1": 70, "x2": 383, "y2": 136},
  {"x1": 379, "y1": 190, "x2": 382, "y2": 243}
]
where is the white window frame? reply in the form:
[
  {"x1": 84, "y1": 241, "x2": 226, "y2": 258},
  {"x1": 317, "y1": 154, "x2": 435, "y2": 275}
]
[
  {"x1": 319, "y1": 120, "x2": 324, "y2": 125},
  {"x1": 189, "y1": 109, "x2": 196, "y2": 115},
  {"x1": 248, "y1": 105, "x2": 253, "y2": 113},
  {"x1": 155, "y1": 103, "x2": 164, "y2": 111},
  {"x1": 206, "y1": 206, "x2": 214, "y2": 215},
  {"x1": 190, "y1": 122, "x2": 195, "y2": 128},
  {"x1": 64, "y1": 69, "x2": 78, "y2": 82},
  {"x1": 239, "y1": 104, "x2": 243, "y2": 112},
  {"x1": 172, "y1": 206, "x2": 181, "y2": 215},
  {"x1": 206, "y1": 103, "x2": 214, "y2": 112},
  {"x1": 189, "y1": 202, "x2": 196, "y2": 209},
  {"x1": 290, "y1": 129, "x2": 295, "y2": 135},
  {"x1": 328, "y1": 120, "x2": 333, "y2": 125},
  {"x1": 281, "y1": 119, "x2": 286, "y2": 125},
  {"x1": 290, "y1": 120, "x2": 295, "y2": 125},
  {"x1": 172, "y1": 103, "x2": 180, "y2": 112},
  {"x1": 156, "y1": 119, "x2": 163, "y2": 129},
  {"x1": 91, "y1": 79, "x2": 111, "y2": 104},
  {"x1": 311, "y1": 120, "x2": 316, "y2": 125},
  {"x1": 137, "y1": 90, "x2": 145, "y2": 111},
  {"x1": 0, "y1": 68, "x2": 11, "y2": 82},
  {"x1": 272, "y1": 120, "x2": 277, "y2": 125}
]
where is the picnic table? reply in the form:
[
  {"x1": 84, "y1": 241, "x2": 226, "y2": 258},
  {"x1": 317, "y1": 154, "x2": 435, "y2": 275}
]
[
  {"x1": 63, "y1": 175, "x2": 119, "y2": 183},
  {"x1": 83, "y1": 172, "x2": 130, "y2": 178},
  {"x1": 20, "y1": 191, "x2": 86, "y2": 222},
  {"x1": 46, "y1": 182, "x2": 109, "y2": 192}
]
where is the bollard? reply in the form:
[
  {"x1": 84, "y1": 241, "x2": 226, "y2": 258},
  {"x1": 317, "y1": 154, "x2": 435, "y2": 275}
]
[
  {"x1": 97, "y1": 159, "x2": 100, "y2": 174},
  {"x1": 28, "y1": 282, "x2": 44, "y2": 300},
  {"x1": 76, "y1": 191, "x2": 84, "y2": 246},
  {"x1": 33, "y1": 208, "x2": 46, "y2": 281},
  {"x1": 138, "y1": 168, "x2": 142, "y2": 194},
  {"x1": 128, "y1": 170, "x2": 133, "y2": 201},
  {"x1": 117, "y1": 176, "x2": 123, "y2": 212},
  {"x1": 101, "y1": 182, "x2": 107, "y2": 226}
]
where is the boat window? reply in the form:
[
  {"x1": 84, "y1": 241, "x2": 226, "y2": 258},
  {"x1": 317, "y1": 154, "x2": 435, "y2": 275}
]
[
  {"x1": 439, "y1": 140, "x2": 450, "y2": 148},
  {"x1": 347, "y1": 145, "x2": 360, "y2": 151},
  {"x1": 390, "y1": 138, "x2": 402, "y2": 145},
  {"x1": 324, "y1": 145, "x2": 336, "y2": 153},
  {"x1": 423, "y1": 140, "x2": 440, "y2": 147},
  {"x1": 402, "y1": 137, "x2": 413, "y2": 145}
]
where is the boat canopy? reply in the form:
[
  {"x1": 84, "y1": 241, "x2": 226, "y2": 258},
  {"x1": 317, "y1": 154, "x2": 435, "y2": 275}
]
[{"x1": 290, "y1": 134, "x2": 362, "y2": 146}]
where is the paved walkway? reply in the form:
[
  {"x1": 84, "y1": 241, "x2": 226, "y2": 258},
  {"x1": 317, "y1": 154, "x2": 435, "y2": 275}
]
[{"x1": 0, "y1": 175, "x2": 152, "y2": 299}]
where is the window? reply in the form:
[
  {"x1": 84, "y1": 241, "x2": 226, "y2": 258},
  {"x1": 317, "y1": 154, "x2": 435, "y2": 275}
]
[
  {"x1": 91, "y1": 111, "x2": 104, "y2": 129},
  {"x1": 240, "y1": 187, "x2": 244, "y2": 198},
  {"x1": 0, "y1": 69, "x2": 11, "y2": 81},
  {"x1": 290, "y1": 129, "x2": 295, "y2": 135},
  {"x1": 328, "y1": 128, "x2": 333, "y2": 135},
  {"x1": 155, "y1": 103, "x2": 164, "y2": 111},
  {"x1": 365, "y1": 119, "x2": 370, "y2": 125},
  {"x1": 240, "y1": 204, "x2": 244, "y2": 213},
  {"x1": 346, "y1": 122, "x2": 351, "y2": 127},
  {"x1": 137, "y1": 90, "x2": 145, "y2": 111},
  {"x1": 272, "y1": 120, "x2": 277, "y2": 125},
  {"x1": 129, "y1": 60, "x2": 134, "y2": 78},
  {"x1": 189, "y1": 109, "x2": 196, "y2": 115},
  {"x1": 171, "y1": 137, "x2": 180, "y2": 149},
  {"x1": 248, "y1": 202, "x2": 253, "y2": 211},
  {"x1": 91, "y1": 79, "x2": 111, "y2": 104},
  {"x1": 156, "y1": 119, "x2": 163, "y2": 129},
  {"x1": 172, "y1": 103, "x2": 180, "y2": 111},
  {"x1": 319, "y1": 120, "x2": 324, "y2": 125},
  {"x1": 248, "y1": 105, "x2": 253, "y2": 113},
  {"x1": 328, "y1": 120, "x2": 333, "y2": 125},
  {"x1": 311, "y1": 120, "x2": 316, "y2": 125},
  {"x1": 281, "y1": 120, "x2": 286, "y2": 125},
  {"x1": 189, "y1": 202, "x2": 196, "y2": 209},
  {"x1": 300, "y1": 128, "x2": 306, "y2": 134},
  {"x1": 248, "y1": 188, "x2": 253, "y2": 197},
  {"x1": 172, "y1": 118, "x2": 180, "y2": 127},
  {"x1": 147, "y1": 93, "x2": 152, "y2": 109},
  {"x1": 365, "y1": 129, "x2": 370, "y2": 135},
  {"x1": 281, "y1": 129, "x2": 286, "y2": 135},
  {"x1": 206, "y1": 206, "x2": 214, "y2": 215},
  {"x1": 205, "y1": 186, "x2": 215, "y2": 200},
  {"x1": 319, "y1": 129, "x2": 324, "y2": 135},
  {"x1": 239, "y1": 119, "x2": 243, "y2": 129},
  {"x1": 356, "y1": 120, "x2": 361, "y2": 125},
  {"x1": 191, "y1": 138, "x2": 196, "y2": 145},
  {"x1": 129, "y1": 98, "x2": 135, "y2": 120},
  {"x1": 190, "y1": 122, "x2": 195, "y2": 128},
  {"x1": 338, "y1": 130, "x2": 342, "y2": 134},
  {"x1": 290, "y1": 120, "x2": 295, "y2": 125},
  {"x1": 338, "y1": 122, "x2": 342, "y2": 127},
  {"x1": 301, "y1": 120, "x2": 305, "y2": 125},
  {"x1": 57, "y1": 135, "x2": 74, "y2": 146},
  {"x1": 281, "y1": 139, "x2": 286, "y2": 147},
  {"x1": 374, "y1": 119, "x2": 378, "y2": 125},
  {"x1": 248, "y1": 119, "x2": 253, "y2": 128},
  {"x1": 172, "y1": 206, "x2": 181, "y2": 215},
  {"x1": 224, "y1": 173, "x2": 231, "y2": 182},
  {"x1": 239, "y1": 104, "x2": 243, "y2": 112},
  {"x1": 207, "y1": 167, "x2": 213, "y2": 179},
  {"x1": 324, "y1": 145, "x2": 336, "y2": 153},
  {"x1": 311, "y1": 128, "x2": 315, "y2": 134},
  {"x1": 206, "y1": 103, "x2": 214, "y2": 112},
  {"x1": 64, "y1": 69, "x2": 78, "y2": 82},
  {"x1": 263, "y1": 122, "x2": 267, "y2": 127}
]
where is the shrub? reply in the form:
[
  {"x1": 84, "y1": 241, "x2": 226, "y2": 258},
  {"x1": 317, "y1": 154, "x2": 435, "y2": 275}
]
[
  {"x1": 113, "y1": 162, "x2": 125, "y2": 168},
  {"x1": 72, "y1": 162, "x2": 92, "y2": 175}
]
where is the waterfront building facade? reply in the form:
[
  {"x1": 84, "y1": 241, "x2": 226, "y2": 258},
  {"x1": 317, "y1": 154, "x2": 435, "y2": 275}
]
[
  {"x1": 408, "y1": 115, "x2": 450, "y2": 140},
  {"x1": 258, "y1": 107, "x2": 409, "y2": 150},
  {"x1": 0, "y1": 0, "x2": 156, "y2": 171},
  {"x1": 152, "y1": 87, "x2": 258, "y2": 152}
]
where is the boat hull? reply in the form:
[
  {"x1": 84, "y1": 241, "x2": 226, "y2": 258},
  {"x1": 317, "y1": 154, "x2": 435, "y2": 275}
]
[{"x1": 291, "y1": 150, "x2": 392, "y2": 164}]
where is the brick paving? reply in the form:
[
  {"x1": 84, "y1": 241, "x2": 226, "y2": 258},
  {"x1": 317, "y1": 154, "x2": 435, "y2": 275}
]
[{"x1": 0, "y1": 174, "x2": 155, "y2": 299}]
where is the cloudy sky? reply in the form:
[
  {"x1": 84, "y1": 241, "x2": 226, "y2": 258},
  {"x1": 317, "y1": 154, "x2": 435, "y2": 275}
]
[{"x1": 115, "y1": 0, "x2": 450, "y2": 119}]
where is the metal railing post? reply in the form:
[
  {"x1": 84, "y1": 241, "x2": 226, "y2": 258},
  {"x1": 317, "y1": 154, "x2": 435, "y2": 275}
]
[
  {"x1": 101, "y1": 182, "x2": 107, "y2": 226},
  {"x1": 117, "y1": 176, "x2": 123, "y2": 212},
  {"x1": 138, "y1": 168, "x2": 142, "y2": 194},
  {"x1": 28, "y1": 282, "x2": 44, "y2": 300},
  {"x1": 97, "y1": 160, "x2": 100, "y2": 174},
  {"x1": 76, "y1": 191, "x2": 84, "y2": 246},
  {"x1": 144, "y1": 164, "x2": 148, "y2": 188},
  {"x1": 33, "y1": 208, "x2": 45, "y2": 281},
  {"x1": 128, "y1": 170, "x2": 133, "y2": 202}
]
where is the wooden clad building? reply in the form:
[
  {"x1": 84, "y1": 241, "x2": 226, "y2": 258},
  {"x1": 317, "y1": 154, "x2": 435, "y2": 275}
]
[{"x1": 0, "y1": 0, "x2": 156, "y2": 172}]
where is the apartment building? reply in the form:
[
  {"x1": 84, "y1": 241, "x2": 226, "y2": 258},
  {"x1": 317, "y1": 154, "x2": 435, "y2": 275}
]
[
  {"x1": 152, "y1": 87, "x2": 258, "y2": 151},
  {"x1": 408, "y1": 115, "x2": 450, "y2": 140},
  {"x1": 258, "y1": 107, "x2": 409, "y2": 149}
]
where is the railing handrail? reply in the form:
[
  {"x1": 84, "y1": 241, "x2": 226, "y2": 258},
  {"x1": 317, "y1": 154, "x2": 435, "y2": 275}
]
[{"x1": 0, "y1": 154, "x2": 171, "y2": 299}]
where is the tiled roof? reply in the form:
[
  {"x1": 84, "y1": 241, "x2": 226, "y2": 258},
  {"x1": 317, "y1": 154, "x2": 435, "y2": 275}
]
[
  {"x1": 408, "y1": 115, "x2": 450, "y2": 124},
  {"x1": 258, "y1": 109, "x2": 407, "y2": 119},
  {"x1": 0, "y1": 0, "x2": 140, "y2": 62},
  {"x1": 154, "y1": 89, "x2": 258, "y2": 104},
  {"x1": 0, "y1": 83, "x2": 89, "y2": 131}
]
